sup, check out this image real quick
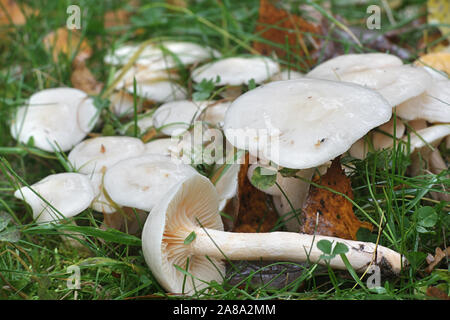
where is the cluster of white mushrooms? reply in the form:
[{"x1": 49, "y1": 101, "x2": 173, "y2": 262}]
[{"x1": 10, "y1": 40, "x2": 449, "y2": 294}]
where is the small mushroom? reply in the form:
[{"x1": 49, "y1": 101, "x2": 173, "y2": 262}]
[
  {"x1": 372, "y1": 117, "x2": 405, "y2": 150},
  {"x1": 14, "y1": 173, "x2": 95, "y2": 224},
  {"x1": 142, "y1": 174, "x2": 406, "y2": 294},
  {"x1": 307, "y1": 53, "x2": 432, "y2": 107},
  {"x1": 126, "y1": 80, "x2": 187, "y2": 104},
  {"x1": 396, "y1": 77, "x2": 450, "y2": 123},
  {"x1": 103, "y1": 154, "x2": 198, "y2": 211},
  {"x1": 68, "y1": 136, "x2": 145, "y2": 174},
  {"x1": 10, "y1": 88, "x2": 99, "y2": 152},
  {"x1": 105, "y1": 41, "x2": 220, "y2": 71},
  {"x1": 192, "y1": 56, "x2": 280, "y2": 99}
]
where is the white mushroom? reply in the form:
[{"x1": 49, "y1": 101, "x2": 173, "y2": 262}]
[
  {"x1": 307, "y1": 54, "x2": 432, "y2": 107},
  {"x1": 373, "y1": 117, "x2": 406, "y2": 150},
  {"x1": 14, "y1": 173, "x2": 95, "y2": 224},
  {"x1": 88, "y1": 171, "x2": 117, "y2": 214},
  {"x1": 10, "y1": 88, "x2": 98, "y2": 152},
  {"x1": 126, "y1": 80, "x2": 187, "y2": 103},
  {"x1": 396, "y1": 77, "x2": 450, "y2": 123},
  {"x1": 109, "y1": 90, "x2": 136, "y2": 117},
  {"x1": 142, "y1": 174, "x2": 406, "y2": 294},
  {"x1": 192, "y1": 56, "x2": 280, "y2": 87},
  {"x1": 68, "y1": 136, "x2": 145, "y2": 174},
  {"x1": 143, "y1": 138, "x2": 178, "y2": 156},
  {"x1": 270, "y1": 69, "x2": 303, "y2": 81},
  {"x1": 224, "y1": 78, "x2": 391, "y2": 231},
  {"x1": 403, "y1": 124, "x2": 450, "y2": 153},
  {"x1": 103, "y1": 154, "x2": 199, "y2": 211}
]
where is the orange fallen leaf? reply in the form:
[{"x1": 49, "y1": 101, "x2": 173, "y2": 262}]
[
  {"x1": 253, "y1": 0, "x2": 322, "y2": 68},
  {"x1": 415, "y1": 52, "x2": 450, "y2": 75},
  {"x1": 104, "y1": 9, "x2": 130, "y2": 31},
  {"x1": 43, "y1": 27, "x2": 92, "y2": 63},
  {"x1": 300, "y1": 157, "x2": 373, "y2": 240},
  {"x1": 426, "y1": 286, "x2": 450, "y2": 300},
  {"x1": 0, "y1": 0, "x2": 31, "y2": 25},
  {"x1": 232, "y1": 153, "x2": 278, "y2": 233},
  {"x1": 71, "y1": 60, "x2": 103, "y2": 95}
]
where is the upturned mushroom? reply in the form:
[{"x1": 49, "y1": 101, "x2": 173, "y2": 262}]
[
  {"x1": 10, "y1": 88, "x2": 99, "y2": 152},
  {"x1": 224, "y1": 78, "x2": 391, "y2": 230},
  {"x1": 142, "y1": 174, "x2": 406, "y2": 294}
]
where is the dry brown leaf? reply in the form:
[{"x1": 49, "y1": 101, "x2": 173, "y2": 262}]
[
  {"x1": 232, "y1": 153, "x2": 278, "y2": 233},
  {"x1": 415, "y1": 52, "x2": 450, "y2": 75},
  {"x1": 300, "y1": 158, "x2": 373, "y2": 240},
  {"x1": 253, "y1": 0, "x2": 322, "y2": 67},
  {"x1": 104, "y1": 9, "x2": 130, "y2": 31},
  {"x1": 43, "y1": 27, "x2": 92, "y2": 63},
  {"x1": 425, "y1": 247, "x2": 450, "y2": 273},
  {"x1": 426, "y1": 286, "x2": 450, "y2": 300},
  {"x1": 71, "y1": 60, "x2": 103, "y2": 95}
]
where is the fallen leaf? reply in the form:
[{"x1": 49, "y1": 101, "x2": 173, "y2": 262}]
[
  {"x1": 426, "y1": 286, "x2": 450, "y2": 300},
  {"x1": 425, "y1": 247, "x2": 450, "y2": 273},
  {"x1": 71, "y1": 60, "x2": 103, "y2": 95},
  {"x1": 104, "y1": 9, "x2": 130, "y2": 31},
  {"x1": 428, "y1": 0, "x2": 450, "y2": 38},
  {"x1": 43, "y1": 27, "x2": 92, "y2": 63},
  {"x1": 300, "y1": 157, "x2": 373, "y2": 240},
  {"x1": 415, "y1": 52, "x2": 450, "y2": 75},
  {"x1": 0, "y1": 0, "x2": 31, "y2": 25},
  {"x1": 253, "y1": 0, "x2": 322, "y2": 68},
  {"x1": 232, "y1": 153, "x2": 278, "y2": 233}
]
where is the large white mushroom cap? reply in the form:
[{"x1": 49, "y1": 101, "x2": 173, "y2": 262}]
[
  {"x1": 126, "y1": 80, "x2": 187, "y2": 103},
  {"x1": 396, "y1": 78, "x2": 450, "y2": 123},
  {"x1": 14, "y1": 173, "x2": 95, "y2": 224},
  {"x1": 68, "y1": 136, "x2": 145, "y2": 174},
  {"x1": 224, "y1": 78, "x2": 392, "y2": 169},
  {"x1": 10, "y1": 88, "x2": 98, "y2": 152},
  {"x1": 192, "y1": 56, "x2": 280, "y2": 86},
  {"x1": 103, "y1": 154, "x2": 199, "y2": 211},
  {"x1": 142, "y1": 174, "x2": 225, "y2": 294}
]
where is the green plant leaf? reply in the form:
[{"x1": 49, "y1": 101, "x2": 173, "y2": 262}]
[
  {"x1": 184, "y1": 231, "x2": 196, "y2": 245},
  {"x1": 250, "y1": 166, "x2": 277, "y2": 190},
  {"x1": 332, "y1": 242, "x2": 349, "y2": 255},
  {"x1": 317, "y1": 239, "x2": 332, "y2": 254},
  {"x1": 416, "y1": 206, "x2": 438, "y2": 228}
]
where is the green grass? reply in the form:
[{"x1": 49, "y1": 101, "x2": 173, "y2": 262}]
[{"x1": 0, "y1": 0, "x2": 449, "y2": 300}]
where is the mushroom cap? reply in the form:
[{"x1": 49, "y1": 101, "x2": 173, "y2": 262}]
[
  {"x1": 10, "y1": 88, "x2": 98, "y2": 152},
  {"x1": 126, "y1": 80, "x2": 187, "y2": 103},
  {"x1": 202, "y1": 101, "x2": 232, "y2": 127},
  {"x1": 14, "y1": 173, "x2": 95, "y2": 224},
  {"x1": 114, "y1": 67, "x2": 178, "y2": 90},
  {"x1": 104, "y1": 41, "x2": 220, "y2": 71},
  {"x1": 310, "y1": 63, "x2": 431, "y2": 107},
  {"x1": 104, "y1": 154, "x2": 199, "y2": 211},
  {"x1": 109, "y1": 90, "x2": 135, "y2": 116},
  {"x1": 214, "y1": 163, "x2": 240, "y2": 211},
  {"x1": 373, "y1": 117, "x2": 406, "y2": 150},
  {"x1": 192, "y1": 56, "x2": 280, "y2": 86},
  {"x1": 68, "y1": 136, "x2": 145, "y2": 174},
  {"x1": 152, "y1": 100, "x2": 208, "y2": 136},
  {"x1": 141, "y1": 174, "x2": 224, "y2": 294},
  {"x1": 307, "y1": 53, "x2": 403, "y2": 79},
  {"x1": 396, "y1": 78, "x2": 450, "y2": 123},
  {"x1": 224, "y1": 78, "x2": 392, "y2": 169},
  {"x1": 144, "y1": 138, "x2": 178, "y2": 156},
  {"x1": 270, "y1": 69, "x2": 304, "y2": 81},
  {"x1": 404, "y1": 124, "x2": 450, "y2": 152}
]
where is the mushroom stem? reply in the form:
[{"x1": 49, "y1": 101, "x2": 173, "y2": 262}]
[{"x1": 191, "y1": 227, "x2": 405, "y2": 275}]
